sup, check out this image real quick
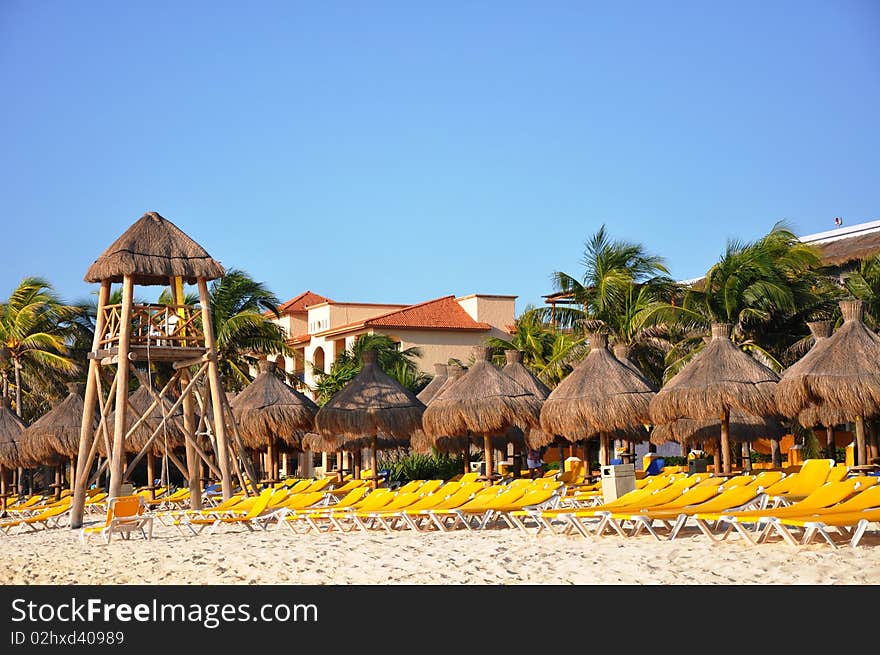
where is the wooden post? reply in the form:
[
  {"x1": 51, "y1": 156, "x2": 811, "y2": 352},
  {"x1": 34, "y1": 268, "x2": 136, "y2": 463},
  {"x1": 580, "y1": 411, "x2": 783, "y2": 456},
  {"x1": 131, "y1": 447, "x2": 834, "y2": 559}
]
[
  {"x1": 266, "y1": 441, "x2": 276, "y2": 483},
  {"x1": 353, "y1": 449, "x2": 361, "y2": 481},
  {"x1": 371, "y1": 436, "x2": 379, "y2": 490},
  {"x1": 482, "y1": 435, "x2": 494, "y2": 481},
  {"x1": 826, "y1": 426, "x2": 836, "y2": 461},
  {"x1": 146, "y1": 453, "x2": 155, "y2": 499},
  {"x1": 770, "y1": 438, "x2": 782, "y2": 468},
  {"x1": 71, "y1": 280, "x2": 110, "y2": 529},
  {"x1": 172, "y1": 276, "x2": 202, "y2": 510},
  {"x1": 53, "y1": 466, "x2": 62, "y2": 501},
  {"x1": 868, "y1": 420, "x2": 879, "y2": 464},
  {"x1": 108, "y1": 275, "x2": 134, "y2": 499},
  {"x1": 68, "y1": 456, "x2": 75, "y2": 494},
  {"x1": 855, "y1": 416, "x2": 867, "y2": 467},
  {"x1": 742, "y1": 442, "x2": 752, "y2": 472},
  {"x1": 0, "y1": 465, "x2": 6, "y2": 512},
  {"x1": 198, "y1": 278, "x2": 232, "y2": 500},
  {"x1": 713, "y1": 441, "x2": 722, "y2": 475},
  {"x1": 720, "y1": 409, "x2": 731, "y2": 474}
]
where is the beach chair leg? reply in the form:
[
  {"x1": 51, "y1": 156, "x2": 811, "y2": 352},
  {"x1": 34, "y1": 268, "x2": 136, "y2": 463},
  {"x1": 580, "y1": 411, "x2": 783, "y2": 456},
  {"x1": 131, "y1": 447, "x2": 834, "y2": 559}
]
[
  {"x1": 668, "y1": 515, "x2": 688, "y2": 541},
  {"x1": 566, "y1": 515, "x2": 595, "y2": 541},
  {"x1": 849, "y1": 520, "x2": 870, "y2": 548}
]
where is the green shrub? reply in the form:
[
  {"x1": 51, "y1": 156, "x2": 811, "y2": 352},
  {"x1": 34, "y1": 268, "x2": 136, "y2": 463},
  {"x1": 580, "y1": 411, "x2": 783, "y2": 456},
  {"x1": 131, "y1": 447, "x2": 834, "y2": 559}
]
[{"x1": 378, "y1": 451, "x2": 465, "y2": 483}]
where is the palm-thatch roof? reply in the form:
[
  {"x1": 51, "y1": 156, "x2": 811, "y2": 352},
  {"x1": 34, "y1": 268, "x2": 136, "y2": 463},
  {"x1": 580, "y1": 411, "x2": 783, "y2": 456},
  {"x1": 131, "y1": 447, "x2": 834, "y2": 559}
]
[
  {"x1": 792, "y1": 321, "x2": 842, "y2": 428},
  {"x1": 502, "y1": 350, "x2": 553, "y2": 448},
  {"x1": 302, "y1": 432, "x2": 341, "y2": 452},
  {"x1": 230, "y1": 360, "x2": 318, "y2": 450},
  {"x1": 416, "y1": 364, "x2": 448, "y2": 405},
  {"x1": 649, "y1": 323, "x2": 779, "y2": 424},
  {"x1": 612, "y1": 343, "x2": 658, "y2": 391},
  {"x1": 103, "y1": 386, "x2": 186, "y2": 457},
  {"x1": 315, "y1": 349, "x2": 425, "y2": 447},
  {"x1": 650, "y1": 412, "x2": 783, "y2": 446},
  {"x1": 19, "y1": 383, "x2": 91, "y2": 464},
  {"x1": 541, "y1": 333, "x2": 655, "y2": 442},
  {"x1": 776, "y1": 300, "x2": 880, "y2": 419},
  {"x1": 84, "y1": 211, "x2": 225, "y2": 285},
  {"x1": 0, "y1": 398, "x2": 25, "y2": 469},
  {"x1": 411, "y1": 365, "x2": 471, "y2": 454},
  {"x1": 422, "y1": 346, "x2": 542, "y2": 439}
]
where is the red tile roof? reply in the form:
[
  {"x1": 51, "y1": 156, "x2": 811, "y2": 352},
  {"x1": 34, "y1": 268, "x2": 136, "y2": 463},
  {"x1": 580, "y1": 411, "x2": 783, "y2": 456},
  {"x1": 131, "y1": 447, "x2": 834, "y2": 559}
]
[
  {"x1": 277, "y1": 291, "x2": 332, "y2": 314},
  {"x1": 362, "y1": 296, "x2": 490, "y2": 330},
  {"x1": 288, "y1": 333, "x2": 311, "y2": 346}
]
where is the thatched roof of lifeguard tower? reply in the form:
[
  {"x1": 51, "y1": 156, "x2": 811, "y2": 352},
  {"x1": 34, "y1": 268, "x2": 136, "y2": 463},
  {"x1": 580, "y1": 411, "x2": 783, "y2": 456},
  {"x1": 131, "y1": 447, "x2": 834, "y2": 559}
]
[
  {"x1": 541, "y1": 333, "x2": 655, "y2": 442},
  {"x1": 0, "y1": 398, "x2": 25, "y2": 469},
  {"x1": 84, "y1": 211, "x2": 225, "y2": 285},
  {"x1": 650, "y1": 412, "x2": 783, "y2": 446},
  {"x1": 776, "y1": 300, "x2": 880, "y2": 419},
  {"x1": 416, "y1": 364, "x2": 448, "y2": 405},
  {"x1": 230, "y1": 360, "x2": 318, "y2": 450},
  {"x1": 19, "y1": 383, "x2": 91, "y2": 464},
  {"x1": 649, "y1": 323, "x2": 779, "y2": 424},
  {"x1": 422, "y1": 347, "x2": 541, "y2": 439},
  {"x1": 315, "y1": 349, "x2": 425, "y2": 446}
]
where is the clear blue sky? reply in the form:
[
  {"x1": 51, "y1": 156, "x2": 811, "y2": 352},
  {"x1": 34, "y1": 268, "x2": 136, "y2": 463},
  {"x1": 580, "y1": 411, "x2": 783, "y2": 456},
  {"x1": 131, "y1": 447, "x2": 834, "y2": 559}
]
[{"x1": 2, "y1": 1, "x2": 878, "y2": 313}]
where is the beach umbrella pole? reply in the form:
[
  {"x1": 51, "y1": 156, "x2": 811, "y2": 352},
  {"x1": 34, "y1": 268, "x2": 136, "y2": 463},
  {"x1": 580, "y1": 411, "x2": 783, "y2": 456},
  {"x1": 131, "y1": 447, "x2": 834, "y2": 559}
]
[
  {"x1": 146, "y1": 453, "x2": 155, "y2": 499},
  {"x1": 868, "y1": 420, "x2": 879, "y2": 465},
  {"x1": 713, "y1": 440, "x2": 721, "y2": 475},
  {"x1": 0, "y1": 465, "x2": 6, "y2": 512},
  {"x1": 826, "y1": 426, "x2": 835, "y2": 460},
  {"x1": 371, "y1": 436, "x2": 379, "y2": 490},
  {"x1": 482, "y1": 435, "x2": 494, "y2": 481},
  {"x1": 462, "y1": 446, "x2": 469, "y2": 475},
  {"x1": 742, "y1": 442, "x2": 752, "y2": 472},
  {"x1": 720, "y1": 410, "x2": 731, "y2": 474},
  {"x1": 855, "y1": 416, "x2": 867, "y2": 467}
]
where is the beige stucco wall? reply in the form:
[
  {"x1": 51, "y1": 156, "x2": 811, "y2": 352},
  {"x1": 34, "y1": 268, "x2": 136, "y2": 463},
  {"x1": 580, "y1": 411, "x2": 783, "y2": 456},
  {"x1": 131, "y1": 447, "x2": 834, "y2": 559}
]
[
  {"x1": 456, "y1": 294, "x2": 516, "y2": 328},
  {"x1": 378, "y1": 328, "x2": 505, "y2": 374}
]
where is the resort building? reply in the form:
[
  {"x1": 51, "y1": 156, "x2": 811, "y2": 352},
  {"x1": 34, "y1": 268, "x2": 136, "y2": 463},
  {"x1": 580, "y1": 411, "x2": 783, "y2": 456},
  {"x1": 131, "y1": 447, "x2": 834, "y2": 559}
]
[{"x1": 268, "y1": 291, "x2": 516, "y2": 393}]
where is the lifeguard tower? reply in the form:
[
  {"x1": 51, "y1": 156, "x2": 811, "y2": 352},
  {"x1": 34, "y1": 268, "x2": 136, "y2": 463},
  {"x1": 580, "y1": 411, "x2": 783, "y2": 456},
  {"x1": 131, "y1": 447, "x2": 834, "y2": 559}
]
[{"x1": 70, "y1": 212, "x2": 257, "y2": 528}]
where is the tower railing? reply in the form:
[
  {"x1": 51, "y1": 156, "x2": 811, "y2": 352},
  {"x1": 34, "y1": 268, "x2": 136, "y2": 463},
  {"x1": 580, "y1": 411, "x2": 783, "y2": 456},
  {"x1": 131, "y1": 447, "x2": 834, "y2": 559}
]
[{"x1": 98, "y1": 303, "x2": 205, "y2": 350}]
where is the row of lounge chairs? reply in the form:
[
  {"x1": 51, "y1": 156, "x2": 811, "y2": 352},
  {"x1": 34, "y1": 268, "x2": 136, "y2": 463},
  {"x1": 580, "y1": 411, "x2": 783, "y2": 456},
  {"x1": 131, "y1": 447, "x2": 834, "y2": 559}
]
[{"x1": 515, "y1": 458, "x2": 880, "y2": 548}]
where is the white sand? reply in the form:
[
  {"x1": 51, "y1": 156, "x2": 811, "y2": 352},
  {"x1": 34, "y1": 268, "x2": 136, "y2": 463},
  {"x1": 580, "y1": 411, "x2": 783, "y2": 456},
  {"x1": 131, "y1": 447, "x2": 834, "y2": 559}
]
[{"x1": 3, "y1": 519, "x2": 880, "y2": 585}]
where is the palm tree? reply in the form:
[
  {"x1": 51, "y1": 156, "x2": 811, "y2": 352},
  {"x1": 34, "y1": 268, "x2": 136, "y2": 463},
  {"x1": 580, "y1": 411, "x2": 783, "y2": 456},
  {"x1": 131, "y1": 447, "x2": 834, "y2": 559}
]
[
  {"x1": 0, "y1": 278, "x2": 82, "y2": 420},
  {"x1": 843, "y1": 254, "x2": 880, "y2": 328},
  {"x1": 205, "y1": 269, "x2": 290, "y2": 391},
  {"x1": 664, "y1": 222, "x2": 834, "y2": 373},
  {"x1": 531, "y1": 225, "x2": 677, "y2": 383},
  {"x1": 487, "y1": 307, "x2": 585, "y2": 386},
  {"x1": 313, "y1": 334, "x2": 427, "y2": 404}
]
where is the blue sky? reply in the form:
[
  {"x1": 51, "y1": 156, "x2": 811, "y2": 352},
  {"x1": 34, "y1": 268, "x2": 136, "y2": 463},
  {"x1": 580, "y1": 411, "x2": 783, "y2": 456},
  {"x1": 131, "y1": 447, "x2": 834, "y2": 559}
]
[{"x1": 2, "y1": 1, "x2": 878, "y2": 313}]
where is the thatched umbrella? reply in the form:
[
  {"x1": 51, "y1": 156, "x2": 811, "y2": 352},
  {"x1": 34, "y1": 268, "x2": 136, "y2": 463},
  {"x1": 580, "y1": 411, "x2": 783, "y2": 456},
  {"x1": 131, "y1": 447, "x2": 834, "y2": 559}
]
[
  {"x1": 417, "y1": 364, "x2": 448, "y2": 405},
  {"x1": 776, "y1": 300, "x2": 880, "y2": 466},
  {"x1": 501, "y1": 350, "x2": 554, "y2": 472},
  {"x1": 423, "y1": 346, "x2": 541, "y2": 480},
  {"x1": 649, "y1": 323, "x2": 779, "y2": 474},
  {"x1": 541, "y1": 333, "x2": 655, "y2": 467},
  {"x1": 650, "y1": 412, "x2": 783, "y2": 446},
  {"x1": 315, "y1": 349, "x2": 425, "y2": 488},
  {"x1": 410, "y1": 365, "x2": 475, "y2": 471},
  {"x1": 792, "y1": 321, "x2": 838, "y2": 459},
  {"x1": 0, "y1": 397, "x2": 25, "y2": 509},
  {"x1": 19, "y1": 383, "x2": 94, "y2": 498},
  {"x1": 102, "y1": 385, "x2": 188, "y2": 496},
  {"x1": 230, "y1": 360, "x2": 318, "y2": 482}
]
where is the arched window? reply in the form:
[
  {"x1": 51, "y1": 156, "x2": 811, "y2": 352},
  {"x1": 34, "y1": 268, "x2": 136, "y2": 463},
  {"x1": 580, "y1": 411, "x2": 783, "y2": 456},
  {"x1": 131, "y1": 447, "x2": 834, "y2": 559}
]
[{"x1": 313, "y1": 347, "x2": 326, "y2": 374}]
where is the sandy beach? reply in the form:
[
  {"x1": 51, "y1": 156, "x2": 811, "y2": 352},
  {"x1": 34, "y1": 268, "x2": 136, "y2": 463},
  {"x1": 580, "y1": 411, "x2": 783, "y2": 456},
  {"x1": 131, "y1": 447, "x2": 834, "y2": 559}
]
[{"x1": 4, "y1": 520, "x2": 880, "y2": 585}]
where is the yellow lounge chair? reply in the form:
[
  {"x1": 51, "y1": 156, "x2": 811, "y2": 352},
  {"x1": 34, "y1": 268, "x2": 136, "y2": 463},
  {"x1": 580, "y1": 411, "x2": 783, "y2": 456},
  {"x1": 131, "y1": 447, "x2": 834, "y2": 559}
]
[
  {"x1": 0, "y1": 499, "x2": 72, "y2": 535},
  {"x1": 277, "y1": 487, "x2": 371, "y2": 533},
  {"x1": 757, "y1": 484, "x2": 880, "y2": 547},
  {"x1": 693, "y1": 477, "x2": 876, "y2": 545},
  {"x1": 178, "y1": 489, "x2": 275, "y2": 535}
]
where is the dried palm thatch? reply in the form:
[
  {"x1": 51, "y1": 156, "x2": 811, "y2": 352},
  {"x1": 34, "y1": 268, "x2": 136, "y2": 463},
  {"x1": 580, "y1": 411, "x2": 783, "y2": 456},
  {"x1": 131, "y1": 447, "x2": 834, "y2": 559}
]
[
  {"x1": 84, "y1": 211, "x2": 225, "y2": 285},
  {"x1": 541, "y1": 333, "x2": 655, "y2": 441},
  {"x1": 230, "y1": 360, "x2": 318, "y2": 450},
  {"x1": 423, "y1": 347, "x2": 541, "y2": 439},
  {"x1": 19, "y1": 383, "x2": 91, "y2": 465},
  {"x1": 797, "y1": 403, "x2": 850, "y2": 429},
  {"x1": 315, "y1": 349, "x2": 425, "y2": 445},
  {"x1": 502, "y1": 350, "x2": 553, "y2": 450},
  {"x1": 416, "y1": 364, "x2": 448, "y2": 405},
  {"x1": 411, "y1": 366, "x2": 472, "y2": 454},
  {"x1": 0, "y1": 398, "x2": 25, "y2": 469},
  {"x1": 649, "y1": 323, "x2": 779, "y2": 424},
  {"x1": 650, "y1": 412, "x2": 783, "y2": 446},
  {"x1": 613, "y1": 343, "x2": 658, "y2": 391},
  {"x1": 103, "y1": 386, "x2": 186, "y2": 457},
  {"x1": 302, "y1": 432, "x2": 341, "y2": 452},
  {"x1": 775, "y1": 300, "x2": 880, "y2": 418}
]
